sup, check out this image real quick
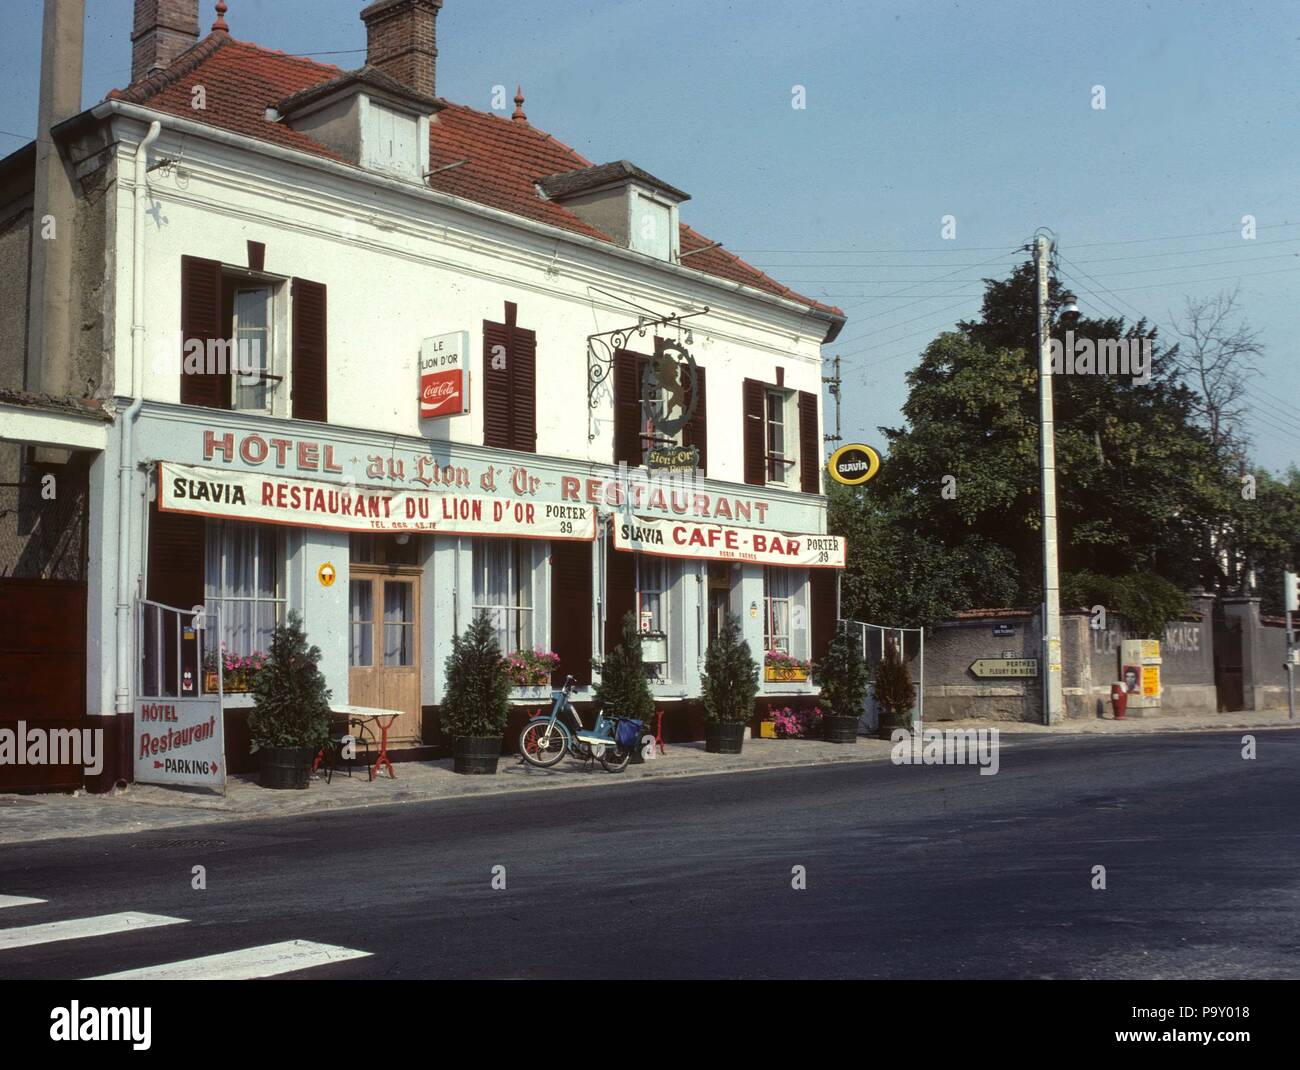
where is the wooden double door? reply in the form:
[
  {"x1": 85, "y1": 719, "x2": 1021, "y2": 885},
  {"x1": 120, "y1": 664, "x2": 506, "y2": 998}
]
[{"x1": 348, "y1": 566, "x2": 422, "y2": 744}]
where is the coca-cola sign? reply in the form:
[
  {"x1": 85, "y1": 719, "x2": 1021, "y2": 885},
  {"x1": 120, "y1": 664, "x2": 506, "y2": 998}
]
[{"x1": 419, "y1": 331, "x2": 470, "y2": 420}]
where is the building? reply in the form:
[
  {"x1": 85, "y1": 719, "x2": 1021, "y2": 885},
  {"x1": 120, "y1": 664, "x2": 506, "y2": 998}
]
[{"x1": 0, "y1": 0, "x2": 846, "y2": 792}]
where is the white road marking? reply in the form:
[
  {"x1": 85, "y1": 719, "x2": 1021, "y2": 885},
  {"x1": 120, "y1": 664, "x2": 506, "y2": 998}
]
[
  {"x1": 88, "y1": 940, "x2": 372, "y2": 980},
  {"x1": 0, "y1": 912, "x2": 186, "y2": 951},
  {"x1": 0, "y1": 896, "x2": 46, "y2": 909}
]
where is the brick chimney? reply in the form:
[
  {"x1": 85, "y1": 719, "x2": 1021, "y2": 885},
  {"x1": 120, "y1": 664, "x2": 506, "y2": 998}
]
[
  {"x1": 361, "y1": 0, "x2": 443, "y2": 97},
  {"x1": 131, "y1": 0, "x2": 199, "y2": 83}
]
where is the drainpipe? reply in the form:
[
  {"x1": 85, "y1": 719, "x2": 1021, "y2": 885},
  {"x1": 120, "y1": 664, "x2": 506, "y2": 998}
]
[{"x1": 114, "y1": 120, "x2": 163, "y2": 716}]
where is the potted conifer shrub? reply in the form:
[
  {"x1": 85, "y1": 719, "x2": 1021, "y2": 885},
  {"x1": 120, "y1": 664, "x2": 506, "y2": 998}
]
[
  {"x1": 701, "y1": 612, "x2": 759, "y2": 754},
  {"x1": 812, "y1": 627, "x2": 871, "y2": 743},
  {"x1": 874, "y1": 637, "x2": 917, "y2": 740},
  {"x1": 593, "y1": 611, "x2": 655, "y2": 763},
  {"x1": 248, "y1": 611, "x2": 332, "y2": 790},
  {"x1": 442, "y1": 612, "x2": 512, "y2": 774}
]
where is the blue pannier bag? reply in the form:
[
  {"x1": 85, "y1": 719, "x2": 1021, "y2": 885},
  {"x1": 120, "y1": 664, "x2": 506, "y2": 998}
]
[{"x1": 615, "y1": 718, "x2": 643, "y2": 750}]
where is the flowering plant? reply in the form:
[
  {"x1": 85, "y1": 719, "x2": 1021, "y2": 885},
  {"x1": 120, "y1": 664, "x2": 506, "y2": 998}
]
[
  {"x1": 506, "y1": 647, "x2": 562, "y2": 687},
  {"x1": 203, "y1": 644, "x2": 267, "y2": 692},
  {"x1": 771, "y1": 705, "x2": 824, "y2": 739},
  {"x1": 764, "y1": 649, "x2": 811, "y2": 671}
]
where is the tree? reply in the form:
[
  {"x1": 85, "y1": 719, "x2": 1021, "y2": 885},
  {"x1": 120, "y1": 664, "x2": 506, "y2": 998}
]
[
  {"x1": 248, "y1": 611, "x2": 332, "y2": 752},
  {"x1": 873, "y1": 638, "x2": 915, "y2": 723},
  {"x1": 844, "y1": 257, "x2": 1235, "y2": 630},
  {"x1": 441, "y1": 612, "x2": 512, "y2": 739},
  {"x1": 1170, "y1": 287, "x2": 1262, "y2": 457},
  {"x1": 700, "y1": 613, "x2": 759, "y2": 723},
  {"x1": 593, "y1": 611, "x2": 655, "y2": 721},
  {"x1": 811, "y1": 626, "x2": 871, "y2": 718}
]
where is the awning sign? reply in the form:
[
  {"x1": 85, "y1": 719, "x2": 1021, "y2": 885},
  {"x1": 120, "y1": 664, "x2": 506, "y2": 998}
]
[
  {"x1": 159, "y1": 462, "x2": 596, "y2": 541},
  {"x1": 613, "y1": 515, "x2": 845, "y2": 568}
]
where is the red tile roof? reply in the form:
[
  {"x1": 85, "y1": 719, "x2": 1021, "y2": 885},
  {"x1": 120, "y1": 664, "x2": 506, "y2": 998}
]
[{"x1": 107, "y1": 33, "x2": 843, "y2": 325}]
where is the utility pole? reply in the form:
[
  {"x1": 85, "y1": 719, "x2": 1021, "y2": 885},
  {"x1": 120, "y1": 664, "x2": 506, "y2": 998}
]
[
  {"x1": 822, "y1": 354, "x2": 842, "y2": 446},
  {"x1": 1286, "y1": 571, "x2": 1298, "y2": 721},
  {"x1": 1035, "y1": 234, "x2": 1064, "y2": 725}
]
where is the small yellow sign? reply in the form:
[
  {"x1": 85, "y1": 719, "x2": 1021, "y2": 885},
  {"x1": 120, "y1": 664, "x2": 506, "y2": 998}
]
[
  {"x1": 317, "y1": 562, "x2": 337, "y2": 588},
  {"x1": 827, "y1": 443, "x2": 881, "y2": 486}
]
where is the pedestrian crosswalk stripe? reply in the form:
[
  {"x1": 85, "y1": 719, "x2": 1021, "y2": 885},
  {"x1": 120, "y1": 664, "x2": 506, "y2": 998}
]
[
  {"x1": 0, "y1": 912, "x2": 186, "y2": 951},
  {"x1": 0, "y1": 896, "x2": 46, "y2": 910},
  {"x1": 88, "y1": 940, "x2": 372, "y2": 980}
]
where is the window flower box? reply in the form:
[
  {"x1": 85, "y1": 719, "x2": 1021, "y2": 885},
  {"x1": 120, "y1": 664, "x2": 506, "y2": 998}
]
[
  {"x1": 764, "y1": 650, "x2": 810, "y2": 683},
  {"x1": 506, "y1": 648, "x2": 561, "y2": 688},
  {"x1": 202, "y1": 647, "x2": 266, "y2": 694}
]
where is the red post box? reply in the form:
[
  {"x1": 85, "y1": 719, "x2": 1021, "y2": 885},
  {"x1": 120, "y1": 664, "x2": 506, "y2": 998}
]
[{"x1": 1110, "y1": 682, "x2": 1128, "y2": 720}]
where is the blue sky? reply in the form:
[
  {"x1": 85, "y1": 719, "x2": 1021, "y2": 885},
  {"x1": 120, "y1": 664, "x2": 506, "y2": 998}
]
[{"x1": 3, "y1": 0, "x2": 1297, "y2": 469}]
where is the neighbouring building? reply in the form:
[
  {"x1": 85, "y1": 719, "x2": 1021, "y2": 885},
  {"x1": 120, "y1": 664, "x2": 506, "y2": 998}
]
[{"x1": 0, "y1": 0, "x2": 846, "y2": 791}]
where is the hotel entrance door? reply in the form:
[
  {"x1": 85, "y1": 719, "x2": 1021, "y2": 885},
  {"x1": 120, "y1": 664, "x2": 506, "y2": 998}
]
[{"x1": 348, "y1": 567, "x2": 421, "y2": 744}]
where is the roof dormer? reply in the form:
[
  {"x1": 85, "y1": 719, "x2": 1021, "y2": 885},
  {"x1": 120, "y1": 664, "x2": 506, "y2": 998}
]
[
  {"x1": 536, "y1": 161, "x2": 690, "y2": 262},
  {"x1": 275, "y1": 66, "x2": 438, "y2": 182}
]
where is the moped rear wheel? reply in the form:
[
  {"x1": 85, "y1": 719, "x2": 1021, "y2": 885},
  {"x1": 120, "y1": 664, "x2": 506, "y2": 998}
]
[
  {"x1": 518, "y1": 720, "x2": 568, "y2": 768},
  {"x1": 599, "y1": 743, "x2": 631, "y2": 773}
]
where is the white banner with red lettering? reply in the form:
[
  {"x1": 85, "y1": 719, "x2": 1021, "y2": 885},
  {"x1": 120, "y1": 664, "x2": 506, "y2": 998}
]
[
  {"x1": 158, "y1": 463, "x2": 596, "y2": 540},
  {"x1": 612, "y1": 514, "x2": 845, "y2": 568}
]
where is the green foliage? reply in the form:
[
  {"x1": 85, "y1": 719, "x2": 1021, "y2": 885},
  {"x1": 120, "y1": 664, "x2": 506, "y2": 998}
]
[
  {"x1": 593, "y1": 611, "x2": 655, "y2": 720},
  {"x1": 701, "y1": 613, "x2": 759, "y2": 724},
  {"x1": 441, "y1": 612, "x2": 512, "y2": 738},
  {"x1": 873, "y1": 639, "x2": 915, "y2": 719},
  {"x1": 248, "y1": 611, "x2": 332, "y2": 752},
  {"x1": 811, "y1": 627, "x2": 871, "y2": 717},
  {"x1": 1062, "y1": 571, "x2": 1189, "y2": 639}
]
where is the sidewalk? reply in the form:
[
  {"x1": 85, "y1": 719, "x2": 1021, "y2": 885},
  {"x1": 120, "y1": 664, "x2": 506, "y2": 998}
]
[{"x1": 1, "y1": 712, "x2": 1294, "y2": 846}]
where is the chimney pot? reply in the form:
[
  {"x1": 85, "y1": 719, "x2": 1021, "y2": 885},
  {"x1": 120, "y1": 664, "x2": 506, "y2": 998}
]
[
  {"x1": 131, "y1": 0, "x2": 200, "y2": 83},
  {"x1": 361, "y1": 0, "x2": 443, "y2": 98}
]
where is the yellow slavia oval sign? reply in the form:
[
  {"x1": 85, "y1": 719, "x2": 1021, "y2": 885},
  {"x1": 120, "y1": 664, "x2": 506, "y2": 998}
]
[{"x1": 827, "y1": 443, "x2": 881, "y2": 486}]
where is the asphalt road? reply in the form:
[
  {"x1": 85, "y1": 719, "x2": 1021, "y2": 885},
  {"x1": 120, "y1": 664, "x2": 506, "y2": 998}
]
[{"x1": 1, "y1": 729, "x2": 1298, "y2": 979}]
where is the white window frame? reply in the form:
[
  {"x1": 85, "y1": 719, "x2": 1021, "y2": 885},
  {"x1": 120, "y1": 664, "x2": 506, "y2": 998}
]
[
  {"x1": 765, "y1": 388, "x2": 798, "y2": 486},
  {"x1": 231, "y1": 284, "x2": 274, "y2": 414},
  {"x1": 204, "y1": 520, "x2": 285, "y2": 657},
  {"x1": 764, "y1": 566, "x2": 794, "y2": 656},
  {"x1": 471, "y1": 538, "x2": 535, "y2": 655}
]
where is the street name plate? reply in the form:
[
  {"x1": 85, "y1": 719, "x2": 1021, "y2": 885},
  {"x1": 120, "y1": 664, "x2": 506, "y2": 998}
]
[{"x1": 970, "y1": 658, "x2": 1039, "y2": 678}]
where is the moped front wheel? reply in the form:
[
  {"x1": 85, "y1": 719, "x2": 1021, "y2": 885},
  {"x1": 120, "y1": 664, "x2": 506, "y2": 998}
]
[{"x1": 518, "y1": 719, "x2": 568, "y2": 768}]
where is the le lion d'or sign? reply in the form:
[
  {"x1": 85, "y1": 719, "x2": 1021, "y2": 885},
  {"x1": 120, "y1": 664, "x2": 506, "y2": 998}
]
[{"x1": 827, "y1": 443, "x2": 881, "y2": 486}]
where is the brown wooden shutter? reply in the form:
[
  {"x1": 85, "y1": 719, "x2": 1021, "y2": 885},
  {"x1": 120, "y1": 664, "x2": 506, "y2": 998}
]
[
  {"x1": 483, "y1": 320, "x2": 512, "y2": 449},
  {"x1": 510, "y1": 326, "x2": 537, "y2": 453},
  {"x1": 798, "y1": 390, "x2": 820, "y2": 493},
  {"x1": 291, "y1": 278, "x2": 328, "y2": 422},
  {"x1": 613, "y1": 350, "x2": 645, "y2": 466},
  {"x1": 809, "y1": 569, "x2": 839, "y2": 665},
  {"x1": 550, "y1": 540, "x2": 593, "y2": 686},
  {"x1": 604, "y1": 541, "x2": 637, "y2": 657},
  {"x1": 683, "y1": 364, "x2": 707, "y2": 475},
  {"x1": 742, "y1": 378, "x2": 766, "y2": 486},
  {"x1": 180, "y1": 255, "x2": 227, "y2": 408},
  {"x1": 147, "y1": 498, "x2": 204, "y2": 610}
]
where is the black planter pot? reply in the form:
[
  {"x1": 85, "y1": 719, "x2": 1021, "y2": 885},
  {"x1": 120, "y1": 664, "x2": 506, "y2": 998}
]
[
  {"x1": 823, "y1": 714, "x2": 859, "y2": 744},
  {"x1": 876, "y1": 713, "x2": 911, "y2": 741},
  {"x1": 453, "y1": 735, "x2": 502, "y2": 775},
  {"x1": 259, "y1": 745, "x2": 315, "y2": 790},
  {"x1": 705, "y1": 722, "x2": 746, "y2": 754}
]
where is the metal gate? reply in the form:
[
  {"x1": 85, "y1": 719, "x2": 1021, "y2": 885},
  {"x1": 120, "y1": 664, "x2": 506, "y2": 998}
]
[{"x1": 839, "y1": 619, "x2": 925, "y2": 731}]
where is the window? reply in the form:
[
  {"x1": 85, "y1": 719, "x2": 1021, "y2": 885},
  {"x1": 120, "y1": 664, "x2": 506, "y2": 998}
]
[
  {"x1": 764, "y1": 567, "x2": 794, "y2": 655},
  {"x1": 707, "y1": 563, "x2": 733, "y2": 646},
  {"x1": 472, "y1": 538, "x2": 534, "y2": 654},
  {"x1": 349, "y1": 579, "x2": 373, "y2": 667},
  {"x1": 383, "y1": 580, "x2": 415, "y2": 666},
  {"x1": 766, "y1": 389, "x2": 793, "y2": 484},
  {"x1": 642, "y1": 371, "x2": 684, "y2": 450},
  {"x1": 232, "y1": 286, "x2": 272, "y2": 412},
  {"x1": 204, "y1": 521, "x2": 284, "y2": 656},
  {"x1": 637, "y1": 556, "x2": 666, "y2": 634}
]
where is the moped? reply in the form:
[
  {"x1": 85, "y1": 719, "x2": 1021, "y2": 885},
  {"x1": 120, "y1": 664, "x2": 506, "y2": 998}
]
[{"x1": 518, "y1": 675, "x2": 637, "y2": 772}]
